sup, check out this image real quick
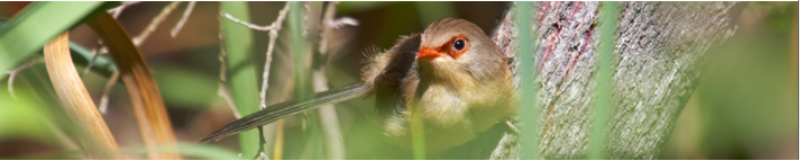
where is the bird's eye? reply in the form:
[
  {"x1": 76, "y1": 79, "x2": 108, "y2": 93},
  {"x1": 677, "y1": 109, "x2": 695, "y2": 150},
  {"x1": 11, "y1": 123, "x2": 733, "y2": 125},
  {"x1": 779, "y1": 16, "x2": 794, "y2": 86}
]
[{"x1": 453, "y1": 39, "x2": 466, "y2": 51}]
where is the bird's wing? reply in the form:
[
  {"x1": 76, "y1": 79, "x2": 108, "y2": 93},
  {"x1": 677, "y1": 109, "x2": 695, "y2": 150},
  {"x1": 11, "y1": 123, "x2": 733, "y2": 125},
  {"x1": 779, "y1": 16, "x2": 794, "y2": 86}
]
[{"x1": 374, "y1": 34, "x2": 421, "y2": 117}]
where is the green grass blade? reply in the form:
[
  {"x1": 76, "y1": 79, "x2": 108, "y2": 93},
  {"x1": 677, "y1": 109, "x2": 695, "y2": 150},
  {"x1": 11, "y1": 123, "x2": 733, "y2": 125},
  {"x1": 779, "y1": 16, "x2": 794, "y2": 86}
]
[
  {"x1": 286, "y1": 2, "x2": 319, "y2": 158},
  {"x1": 588, "y1": 1, "x2": 618, "y2": 159},
  {"x1": 515, "y1": 1, "x2": 540, "y2": 159},
  {"x1": 0, "y1": 17, "x2": 116, "y2": 80},
  {"x1": 288, "y1": 1, "x2": 311, "y2": 101},
  {"x1": 0, "y1": 2, "x2": 103, "y2": 73},
  {"x1": 220, "y1": 1, "x2": 261, "y2": 157},
  {"x1": 124, "y1": 142, "x2": 241, "y2": 159},
  {"x1": 68, "y1": 42, "x2": 117, "y2": 77}
]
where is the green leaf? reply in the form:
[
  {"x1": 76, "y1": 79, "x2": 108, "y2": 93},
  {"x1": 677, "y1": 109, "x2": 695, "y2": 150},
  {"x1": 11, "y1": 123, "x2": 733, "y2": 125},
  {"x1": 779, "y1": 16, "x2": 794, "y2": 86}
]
[
  {"x1": 287, "y1": 1, "x2": 312, "y2": 107},
  {"x1": 0, "y1": 17, "x2": 118, "y2": 80},
  {"x1": 124, "y1": 143, "x2": 241, "y2": 159},
  {"x1": 220, "y1": 1, "x2": 261, "y2": 156},
  {"x1": 68, "y1": 42, "x2": 117, "y2": 77},
  {"x1": 0, "y1": 2, "x2": 104, "y2": 73}
]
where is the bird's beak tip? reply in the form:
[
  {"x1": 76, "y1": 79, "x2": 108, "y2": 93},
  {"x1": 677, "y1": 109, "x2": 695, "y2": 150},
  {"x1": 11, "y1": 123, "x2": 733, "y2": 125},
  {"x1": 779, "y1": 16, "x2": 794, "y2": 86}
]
[{"x1": 416, "y1": 47, "x2": 442, "y2": 60}]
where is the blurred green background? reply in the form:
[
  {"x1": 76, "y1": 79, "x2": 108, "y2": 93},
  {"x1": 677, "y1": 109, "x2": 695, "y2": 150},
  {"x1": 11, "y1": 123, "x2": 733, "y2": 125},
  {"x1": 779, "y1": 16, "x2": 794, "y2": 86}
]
[{"x1": 0, "y1": 1, "x2": 796, "y2": 159}]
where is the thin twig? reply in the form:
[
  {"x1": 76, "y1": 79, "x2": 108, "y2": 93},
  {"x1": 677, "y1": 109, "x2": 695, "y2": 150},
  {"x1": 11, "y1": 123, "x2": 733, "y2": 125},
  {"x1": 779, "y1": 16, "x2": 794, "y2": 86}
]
[
  {"x1": 315, "y1": 2, "x2": 346, "y2": 159},
  {"x1": 132, "y1": 1, "x2": 180, "y2": 46},
  {"x1": 222, "y1": 13, "x2": 275, "y2": 31},
  {"x1": 314, "y1": 71, "x2": 345, "y2": 159},
  {"x1": 217, "y1": 83, "x2": 240, "y2": 118},
  {"x1": 506, "y1": 120, "x2": 520, "y2": 134},
  {"x1": 327, "y1": 17, "x2": 359, "y2": 29},
  {"x1": 227, "y1": 4, "x2": 292, "y2": 158},
  {"x1": 260, "y1": 4, "x2": 290, "y2": 109},
  {"x1": 319, "y1": 2, "x2": 359, "y2": 55},
  {"x1": 222, "y1": 3, "x2": 290, "y2": 109},
  {"x1": 217, "y1": 33, "x2": 228, "y2": 82},
  {"x1": 303, "y1": 2, "x2": 311, "y2": 36},
  {"x1": 6, "y1": 58, "x2": 44, "y2": 99},
  {"x1": 255, "y1": 149, "x2": 270, "y2": 160},
  {"x1": 171, "y1": 1, "x2": 196, "y2": 38},
  {"x1": 98, "y1": 70, "x2": 120, "y2": 114},
  {"x1": 82, "y1": 40, "x2": 102, "y2": 75},
  {"x1": 110, "y1": 1, "x2": 141, "y2": 18},
  {"x1": 216, "y1": 22, "x2": 240, "y2": 118},
  {"x1": 318, "y1": 1, "x2": 338, "y2": 55}
]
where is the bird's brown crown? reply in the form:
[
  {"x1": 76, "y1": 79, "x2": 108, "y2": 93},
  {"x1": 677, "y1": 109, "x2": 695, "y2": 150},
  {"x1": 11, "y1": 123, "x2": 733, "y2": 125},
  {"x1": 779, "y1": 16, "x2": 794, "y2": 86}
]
[{"x1": 417, "y1": 18, "x2": 492, "y2": 60}]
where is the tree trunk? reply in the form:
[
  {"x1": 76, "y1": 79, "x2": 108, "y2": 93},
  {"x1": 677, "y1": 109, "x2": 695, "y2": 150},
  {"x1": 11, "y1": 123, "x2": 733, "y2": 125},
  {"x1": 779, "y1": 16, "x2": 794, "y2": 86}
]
[{"x1": 488, "y1": 2, "x2": 745, "y2": 159}]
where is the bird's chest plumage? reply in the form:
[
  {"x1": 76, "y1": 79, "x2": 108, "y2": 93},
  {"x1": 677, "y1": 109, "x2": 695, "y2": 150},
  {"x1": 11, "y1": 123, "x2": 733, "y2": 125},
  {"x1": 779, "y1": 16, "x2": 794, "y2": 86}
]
[
  {"x1": 406, "y1": 67, "x2": 515, "y2": 131},
  {"x1": 382, "y1": 65, "x2": 516, "y2": 153}
]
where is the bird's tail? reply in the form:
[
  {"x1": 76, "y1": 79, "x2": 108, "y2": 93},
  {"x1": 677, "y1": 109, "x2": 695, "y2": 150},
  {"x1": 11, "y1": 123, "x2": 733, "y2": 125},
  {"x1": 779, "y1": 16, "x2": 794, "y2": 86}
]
[{"x1": 199, "y1": 83, "x2": 369, "y2": 143}]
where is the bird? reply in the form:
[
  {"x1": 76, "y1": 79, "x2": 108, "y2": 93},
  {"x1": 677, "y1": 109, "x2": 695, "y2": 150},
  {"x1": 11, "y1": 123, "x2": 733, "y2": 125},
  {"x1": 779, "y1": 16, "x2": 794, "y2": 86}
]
[{"x1": 200, "y1": 18, "x2": 517, "y2": 154}]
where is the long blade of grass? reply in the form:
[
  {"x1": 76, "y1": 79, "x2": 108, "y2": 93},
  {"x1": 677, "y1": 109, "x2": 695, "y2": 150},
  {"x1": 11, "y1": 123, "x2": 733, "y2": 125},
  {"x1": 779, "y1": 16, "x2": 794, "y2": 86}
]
[
  {"x1": 0, "y1": 17, "x2": 117, "y2": 80},
  {"x1": 0, "y1": 1, "x2": 103, "y2": 78},
  {"x1": 408, "y1": 105, "x2": 427, "y2": 159},
  {"x1": 287, "y1": 2, "x2": 319, "y2": 159},
  {"x1": 220, "y1": 1, "x2": 261, "y2": 157},
  {"x1": 87, "y1": 12, "x2": 182, "y2": 159},
  {"x1": 588, "y1": 1, "x2": 618, "y2": 159},
  {"x1": 68, "y1": 42, "x2": 117, "y2": 77},
  {"x1": 125, "y1": 143, "x2": 241, "y2": 159},
  {"x1": 316, "y1": 2, "x2": 346, "y2": 159},
  {"x1": 515, "y1": 1, "x2": 540, "y2": 159},
  {"x1": 43, "y1": 32, "x2": 123, "y2": 159},
  {"x1": 288, "y1": 1, "x2": 311, "y2": 103}
]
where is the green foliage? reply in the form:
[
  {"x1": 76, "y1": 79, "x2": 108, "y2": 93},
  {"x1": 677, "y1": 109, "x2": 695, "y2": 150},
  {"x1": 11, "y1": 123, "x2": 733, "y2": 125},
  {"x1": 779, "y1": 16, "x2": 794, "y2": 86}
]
[
  {"x1": 0, "y1": 85, "x2": 56, "y2": 143},
  {"x1": 514, "y1": 2, "x2": 540, "y2": 159},
  {"x1": 589, "y1": 1, "x2": 618, "y2": 159},
  {"x1": 414, "y1": 2, "x2": 457, "y2": 25},
  {"x1": 220, "y1": 1, "x2": 261, "y2": 157},
  {"x1": 288, "y1": 1, "x2": 311, "y2": 102},
  {"x1": 68, "y1": 42, "x2": 117, "y2": 77},
  {"x1": 0, "y1": 2, "x2": 103, "y2": 75},
  {"x1": 124, "y1": 142, "x2": 241, "y2": 159},
  {"x1": 338, "y1": 2, "x2": 391, "y2": 14},
  {"x1": 696, "y1": 19, "x2": 797, "y2": 158},
  {"x1": 0, "y1": 2, "x2": 794, "y2": 159},
  {"x1": 154, "y1": 65, "x2": 217, "y2": 108}
]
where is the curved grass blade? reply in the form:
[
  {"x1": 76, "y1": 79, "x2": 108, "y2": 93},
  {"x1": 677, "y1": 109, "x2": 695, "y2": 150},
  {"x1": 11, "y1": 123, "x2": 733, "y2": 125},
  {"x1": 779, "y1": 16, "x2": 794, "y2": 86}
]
[
  {"x1": 87, "y1": 12, "x2": 181, "y2": 159},
  {"x1": 0, "y1": 2, "x2": 103, "y2": 74}
]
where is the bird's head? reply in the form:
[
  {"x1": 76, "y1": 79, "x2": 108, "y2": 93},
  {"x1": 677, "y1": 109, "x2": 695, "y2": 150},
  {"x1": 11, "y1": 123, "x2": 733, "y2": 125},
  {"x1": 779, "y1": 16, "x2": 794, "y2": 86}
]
[{"x1": 416, "y1": 18, "x2": 507, "y2": 84}]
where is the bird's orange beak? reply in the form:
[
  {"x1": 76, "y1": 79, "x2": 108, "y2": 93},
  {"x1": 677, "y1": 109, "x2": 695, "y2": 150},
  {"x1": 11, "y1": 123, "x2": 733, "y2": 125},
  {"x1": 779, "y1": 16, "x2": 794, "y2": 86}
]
[{"x1": 417, "y1": 47, "x2": 442, "y2": 60}]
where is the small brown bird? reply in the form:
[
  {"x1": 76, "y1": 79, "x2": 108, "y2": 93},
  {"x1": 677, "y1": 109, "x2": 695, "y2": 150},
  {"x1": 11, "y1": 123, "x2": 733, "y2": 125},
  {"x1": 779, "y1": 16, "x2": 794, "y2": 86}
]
[{"x1": 200, "y1": 18, "x2": 517, "y2": 153}]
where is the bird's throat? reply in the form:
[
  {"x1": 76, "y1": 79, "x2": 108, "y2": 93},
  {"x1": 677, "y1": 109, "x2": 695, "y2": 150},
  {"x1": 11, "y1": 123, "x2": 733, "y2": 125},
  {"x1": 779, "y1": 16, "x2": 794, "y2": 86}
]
[{"x1": 417, "y1": 59, "x2": 474, "y2": 89}]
